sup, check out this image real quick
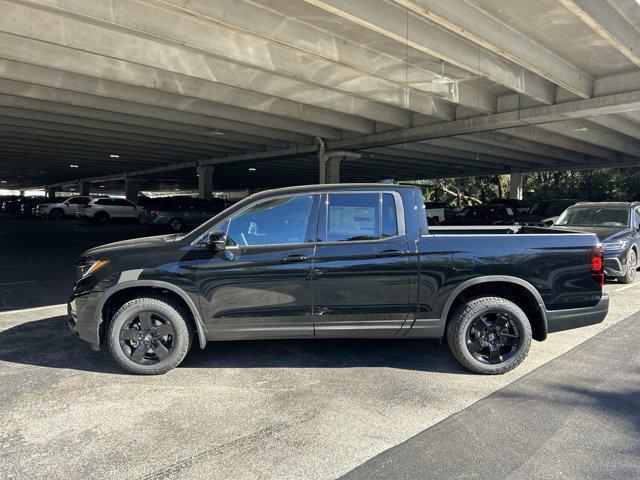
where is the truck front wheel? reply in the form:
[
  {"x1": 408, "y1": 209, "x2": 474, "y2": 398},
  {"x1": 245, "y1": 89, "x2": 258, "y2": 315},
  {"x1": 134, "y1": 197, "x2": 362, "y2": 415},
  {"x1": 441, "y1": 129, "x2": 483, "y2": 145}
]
[
  {"x1": 447, "y1": 296, "x2": 532, "y2": 375},
  {"x1": 107, "y1": 297, "x2": 193, "y2": 375}
]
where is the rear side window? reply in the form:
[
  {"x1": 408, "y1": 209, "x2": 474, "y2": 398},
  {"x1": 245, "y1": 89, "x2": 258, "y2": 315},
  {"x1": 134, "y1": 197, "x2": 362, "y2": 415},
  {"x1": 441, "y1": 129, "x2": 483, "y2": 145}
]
[
  {"x1": 112, "y1": 199, "x2": 134, "y2": 206},
  {"x1": 95, "y1": 199, "x2": 112, "y2": 206},
  {"x1": 319, "y1": 192, "x2": 400, "y2": 242},
  {"x1": 326, "y1": 193, "x2": 379, "y2": 242}
]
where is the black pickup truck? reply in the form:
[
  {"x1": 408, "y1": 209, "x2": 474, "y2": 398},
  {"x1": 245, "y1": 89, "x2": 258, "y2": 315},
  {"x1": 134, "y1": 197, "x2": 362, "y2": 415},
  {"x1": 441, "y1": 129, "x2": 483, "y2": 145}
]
[{"x1": 69, "y1": 184, "x2": 609, "y2": 375}]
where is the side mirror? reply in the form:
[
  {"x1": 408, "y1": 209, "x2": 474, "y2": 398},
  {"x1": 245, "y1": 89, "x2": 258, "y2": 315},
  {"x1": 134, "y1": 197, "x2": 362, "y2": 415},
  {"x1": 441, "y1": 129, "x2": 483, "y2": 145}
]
[{"x1": 208, "y1": 231, "x2": 227, "y2": 251}]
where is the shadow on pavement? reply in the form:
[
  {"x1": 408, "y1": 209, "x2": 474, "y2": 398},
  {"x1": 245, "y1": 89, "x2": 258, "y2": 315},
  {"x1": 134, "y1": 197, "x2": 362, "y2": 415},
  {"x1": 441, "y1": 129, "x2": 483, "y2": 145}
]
[{"x1": 0, "y1": 315, "x2": 469, "y2": 375}]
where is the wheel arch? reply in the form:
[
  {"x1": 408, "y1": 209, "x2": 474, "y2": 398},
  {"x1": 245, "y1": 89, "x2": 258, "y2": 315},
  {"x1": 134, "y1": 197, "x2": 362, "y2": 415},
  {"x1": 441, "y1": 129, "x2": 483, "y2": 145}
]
[
  {"x1": 96, "y1": 280, "x2": 207, "y2": 349},
  {"x1": 441, "y1": 276, "x2": 548, "y2": 341}
]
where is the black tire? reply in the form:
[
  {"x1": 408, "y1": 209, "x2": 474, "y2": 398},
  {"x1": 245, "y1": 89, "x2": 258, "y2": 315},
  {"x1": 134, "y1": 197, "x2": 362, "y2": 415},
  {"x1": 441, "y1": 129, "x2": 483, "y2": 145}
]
[
  {"x1": 619, "y1": 249, "x2": 637, "y2": 284},
  {"x1": 107, "y1": 297, "x2": 193, "y2": 375},
  {"x1": 94, "y1": 211, "x2": 110, "y2": 224},
  {"x1": 447, "y1": 296, "x2": 532, "y2": 375},
  {"x1": 49, "y1": 209, "x2": 64, "y2": 221},
  {"x1": 168, "y1": 217, "x2": 186, "y2": 232},
  {"x1": 84, "y1": 216, "x2": 94, "y2": 224}
]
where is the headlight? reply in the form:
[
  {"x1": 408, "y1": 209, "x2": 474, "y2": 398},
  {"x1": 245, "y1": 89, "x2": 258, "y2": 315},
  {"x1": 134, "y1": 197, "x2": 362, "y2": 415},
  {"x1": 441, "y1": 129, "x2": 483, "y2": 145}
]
[
  {"x1": 76, "y1": 259, "x2": 109, "y2": 281},
  {"x1": 602, "y1": 240, "x2": 629, "y2": 252}
]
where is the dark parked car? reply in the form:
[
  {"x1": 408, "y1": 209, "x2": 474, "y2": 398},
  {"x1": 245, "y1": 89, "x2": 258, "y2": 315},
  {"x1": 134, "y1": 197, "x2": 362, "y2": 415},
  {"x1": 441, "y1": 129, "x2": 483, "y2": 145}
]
[
  {"x1": 20, "y1": 196, "x2": 61, "y2": 215},
  {"x1": 553, "y1": 202, "x2": 640, "y2": 283},
  {"x1": 1, "y1": 196, "x2": 22, "y2": 213},
  {"x1": 442, "y1": 203, "x2": 518, "y2": 225},
  {"x1": 518, "y1": 198, "x2": 584, "y2": 226},
  {"x1": 489, "y1": 198, "x2": 530, "y2": 214},
  {"x1": 139, "y1": 196, "x2": 227, "y2": 232},
  {"x1": 69, "y1": 184, "x2": 608, "y2": 375}
]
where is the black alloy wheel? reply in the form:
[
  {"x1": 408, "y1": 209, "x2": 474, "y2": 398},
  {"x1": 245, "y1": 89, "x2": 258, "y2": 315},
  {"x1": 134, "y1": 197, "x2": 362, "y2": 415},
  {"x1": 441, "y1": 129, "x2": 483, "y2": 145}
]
[
  {"x1": 119, "y1": 311, "x2": 175, "y2": 365},
  {"x1": 465, "y1": 311, "x2": 520, "y2": 364}
]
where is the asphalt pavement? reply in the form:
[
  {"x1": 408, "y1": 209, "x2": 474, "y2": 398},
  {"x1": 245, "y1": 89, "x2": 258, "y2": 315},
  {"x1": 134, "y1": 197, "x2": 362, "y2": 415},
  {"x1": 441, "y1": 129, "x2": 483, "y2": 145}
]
[{"x1": 1, "y1": 213, "x2": 639, "y2": 479}]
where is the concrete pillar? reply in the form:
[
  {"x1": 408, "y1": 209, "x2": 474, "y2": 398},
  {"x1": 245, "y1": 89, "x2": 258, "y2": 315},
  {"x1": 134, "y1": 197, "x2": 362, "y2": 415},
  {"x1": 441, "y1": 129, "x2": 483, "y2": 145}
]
[
  {"x1": 509, "y1": 172, "x2": 523, "y2": 200},
  {"x1": 197, "y1": 165, "x2": 215, "y2": 200},
  {"x1": 79, "y1": 182, "x2": 90, "y2": 196},
  {"x1": 19, "y1": 190, "x2": 25, "y2": 197},
  {"x1": 125, "y1": 179, "x2": 140, "y2": 204},
  {"x1": 319, "y1": 156, "x2": 342, "y2": 184},
  {"x1": 46, "y1": 187, "x2": 57, "y2": 199}
]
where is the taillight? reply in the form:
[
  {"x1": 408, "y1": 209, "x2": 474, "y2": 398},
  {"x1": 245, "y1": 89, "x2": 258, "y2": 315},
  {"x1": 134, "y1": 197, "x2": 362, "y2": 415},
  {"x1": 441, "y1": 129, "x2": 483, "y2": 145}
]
[
  {"x1": 590, "y1": 246, "x2": 605, "y2": 286},
  {"x1": 150, "y1": 209, "x2": 160, "y2": 216},
  {"x1": 85, "y1": 205, "x2": 92, "y2": 208}
]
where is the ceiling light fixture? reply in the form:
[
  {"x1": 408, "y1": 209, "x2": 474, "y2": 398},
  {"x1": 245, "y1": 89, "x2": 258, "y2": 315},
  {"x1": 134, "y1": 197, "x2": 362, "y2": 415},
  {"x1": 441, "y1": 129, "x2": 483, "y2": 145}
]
[
  {"x1": 110, "y1": 154, "x2": 120, "y2": 158},
  {"x1": 573, "y1": 126, "x2": 588, "y2": 132},
  {"x1": 249, "y1": 167, "x2": 257, "y2": 171},
  {"x1": 69, "y1": 164, "x2": 79, "y2": 168},
  {"x1": 0, "y1": 180, "x2": 6, "y2": 184},
  {"x1": 209, "y1": 130, "x2": 224, "y2": 136},
  {"x1": 100, "y1": 185, "x2": 106, "y2": 188}
]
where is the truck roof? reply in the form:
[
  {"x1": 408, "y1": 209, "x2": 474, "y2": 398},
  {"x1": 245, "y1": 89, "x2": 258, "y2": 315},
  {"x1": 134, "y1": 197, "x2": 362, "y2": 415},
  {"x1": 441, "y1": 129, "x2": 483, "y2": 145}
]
[{"x1": 248, "y1": 183, "x2": 417, "y2": 200}]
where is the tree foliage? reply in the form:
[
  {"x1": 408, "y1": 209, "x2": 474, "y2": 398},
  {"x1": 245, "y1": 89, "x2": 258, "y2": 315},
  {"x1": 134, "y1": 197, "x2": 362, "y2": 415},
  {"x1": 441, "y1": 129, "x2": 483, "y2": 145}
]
[{"x1": 419, "y1": 167, "x2": 640, "y2": 208}]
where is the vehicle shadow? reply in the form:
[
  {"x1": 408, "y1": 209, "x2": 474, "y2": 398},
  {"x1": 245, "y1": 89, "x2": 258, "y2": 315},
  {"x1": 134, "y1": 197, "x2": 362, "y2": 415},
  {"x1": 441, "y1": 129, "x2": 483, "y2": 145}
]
[{"x1": 0, "y1": 316, "x2": 470, "y2": 375}]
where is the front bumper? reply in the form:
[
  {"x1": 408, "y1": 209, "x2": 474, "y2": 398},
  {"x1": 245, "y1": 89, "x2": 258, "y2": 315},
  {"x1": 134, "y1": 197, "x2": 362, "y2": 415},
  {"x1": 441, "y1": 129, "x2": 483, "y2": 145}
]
[
  {"x1": 68, "y1": 291, "x2": 102, "y2": 350},
  {"x1": 603, "y1": 250, "x2": 629, "y2": 277},
  {"x1": 546, "y1": 294, "x2": 609, "y2": 334}
]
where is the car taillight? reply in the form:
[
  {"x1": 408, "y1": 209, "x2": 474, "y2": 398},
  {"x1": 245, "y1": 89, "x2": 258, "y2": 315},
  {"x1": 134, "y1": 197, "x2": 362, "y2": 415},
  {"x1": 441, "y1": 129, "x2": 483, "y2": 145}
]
[
  {"x1": 150, "y1": 209, "x2": 160, "y2": 216},
  {"x1": 590, "y1": 246, "x2": 605, "y2": 286},
  {"x1": 85, "y1": 205, "x2": 92, "y2": 208}
]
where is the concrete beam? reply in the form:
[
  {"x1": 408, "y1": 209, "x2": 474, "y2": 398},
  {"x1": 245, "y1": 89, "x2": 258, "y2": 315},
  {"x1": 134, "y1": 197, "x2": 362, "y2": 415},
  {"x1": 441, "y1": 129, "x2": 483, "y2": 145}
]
[
  {"x1": 0, "y1": 79, "x2": 312, "y2": 145},
  {"x1": 158, "y1": 0, "x2": 494, "y2": 114},
  {"x1": 589, "y1": 115, "x2": 640, "y2": 140},
  {"x1": 0, "y1": 107, "x2": 261, "y2": 152},
  {"x1": 0, "y1": 4, "x2": 411, "y2": 127},
  {"x1": 559, "y1": 0, "x2": 640, "y2": 67},
  {"x1": 392, "y1": 0, "x2": 593, "y2": 98},
  {"x1": 327, "y1": 87, "x2": 640, "y2": 150},
  {"x1": 300, "y1": 0, "x2": 556, "y2": 104},
  {"x1": 501, "y1": 126, "x2": 619, "y2": 161},
  {"x1": 79, "y1": 182, "x2": 89, "y2": 196},
  {"x1": 0, "y1": 60, "x2": 356, "y2": 139},
  {"x1": 537, "y1": 121, "x2": 640, "y2": 157}
]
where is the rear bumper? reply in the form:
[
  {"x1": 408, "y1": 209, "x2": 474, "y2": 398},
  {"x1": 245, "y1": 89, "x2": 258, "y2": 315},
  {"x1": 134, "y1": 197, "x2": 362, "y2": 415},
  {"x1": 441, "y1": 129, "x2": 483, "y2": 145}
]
[{"x1": 546, "y1": 294, "x2": 609, "y2": 334}]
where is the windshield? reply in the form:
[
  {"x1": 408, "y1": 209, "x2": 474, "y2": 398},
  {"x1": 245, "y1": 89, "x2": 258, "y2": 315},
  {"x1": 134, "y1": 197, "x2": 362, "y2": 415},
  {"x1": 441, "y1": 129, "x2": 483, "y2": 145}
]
[{"x1": 555, "y1": 207, "x2": 630, "y2": 227}]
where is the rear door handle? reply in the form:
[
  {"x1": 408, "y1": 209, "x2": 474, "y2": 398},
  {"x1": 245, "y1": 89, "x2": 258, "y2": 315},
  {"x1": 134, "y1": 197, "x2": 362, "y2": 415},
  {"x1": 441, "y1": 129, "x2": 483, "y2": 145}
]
[
  {"x1": 281, "y1": 254, "x2": 309, "y2": 263},
  {"x1": 377, "y1": 249, "x2": 404, "y2": 257}
]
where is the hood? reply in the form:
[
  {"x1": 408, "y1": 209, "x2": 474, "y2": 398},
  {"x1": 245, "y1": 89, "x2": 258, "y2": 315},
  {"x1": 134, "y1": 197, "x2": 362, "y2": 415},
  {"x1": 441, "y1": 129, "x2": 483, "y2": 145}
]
[
  {"x1": 552, "y1": 225, "x2": 631, "y2": 241},
  {"x1": 83, "y1": 233, "x2": 183, "y2": 257}
]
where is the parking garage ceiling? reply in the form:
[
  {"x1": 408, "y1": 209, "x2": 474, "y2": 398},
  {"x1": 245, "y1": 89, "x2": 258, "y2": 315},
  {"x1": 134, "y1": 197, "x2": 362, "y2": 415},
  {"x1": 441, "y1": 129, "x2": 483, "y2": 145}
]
[{"x1": 1, "y1": 0, "x2": 640, "y2": 190}]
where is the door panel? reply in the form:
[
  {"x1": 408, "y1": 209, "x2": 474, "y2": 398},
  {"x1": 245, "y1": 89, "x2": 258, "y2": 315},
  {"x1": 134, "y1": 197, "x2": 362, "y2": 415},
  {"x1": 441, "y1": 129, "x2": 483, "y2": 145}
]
[
  {"x1": 312, "y1": 192, "x2": 411, "y2": 337},
  {"x1": 196, "y1": 244, "x2": 315, "y2": 339},
  {"x1": 195, "y1": 193, "x2": 320, "y2": 339}
]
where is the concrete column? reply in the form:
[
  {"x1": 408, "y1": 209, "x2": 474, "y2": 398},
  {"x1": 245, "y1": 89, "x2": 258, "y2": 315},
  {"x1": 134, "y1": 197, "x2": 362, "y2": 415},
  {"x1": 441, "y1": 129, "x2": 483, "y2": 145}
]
[
  {"x1": 509, "y1": 172, "x2": 523, "y2": 200},
  {"x1": 125, "y1": 179, "x2": 140, "y2": 204},
  {"x1": 319, "y1": 156, "x2": 342, "y2": 184},
  {"x1": 79, "y1": 182, "x2": 90, "y2": 196},
  {"x1": 197, "y1": 165, "x2": 215, "y2": 200},
  {"x1": 19, "y1": 190, "x2": 25, "y2": 197},
  {"x1": 46, "y1": 187, "x2": 57, "y2": 199}
]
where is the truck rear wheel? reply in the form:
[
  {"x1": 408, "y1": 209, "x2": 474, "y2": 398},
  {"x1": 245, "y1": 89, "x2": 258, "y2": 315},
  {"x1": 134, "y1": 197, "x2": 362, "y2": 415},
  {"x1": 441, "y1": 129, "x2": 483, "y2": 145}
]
[
  {"x1": 107, "y1": 297, "x2": 193, "y2": 375},
  {"x1": 447, "y1": 296, "x2": 532, "y2": 375}
]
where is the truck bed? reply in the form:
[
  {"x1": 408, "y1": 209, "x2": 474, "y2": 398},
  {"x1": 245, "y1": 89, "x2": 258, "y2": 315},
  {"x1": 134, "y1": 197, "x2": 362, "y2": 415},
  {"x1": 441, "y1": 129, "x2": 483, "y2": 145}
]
[{"x1": 428, "y1": 225, "x2": 576, "y2": 235}]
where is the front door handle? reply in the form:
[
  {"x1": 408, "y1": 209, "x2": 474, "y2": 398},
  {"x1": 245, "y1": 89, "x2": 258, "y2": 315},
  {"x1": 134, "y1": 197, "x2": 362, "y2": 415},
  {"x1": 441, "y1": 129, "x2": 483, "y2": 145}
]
[
  {"x1": 281, "y1": 254, "x2": 309, "y2": 263},
  {"x1": 377, "y1": 249, "x2": 404, "y2": 257}
]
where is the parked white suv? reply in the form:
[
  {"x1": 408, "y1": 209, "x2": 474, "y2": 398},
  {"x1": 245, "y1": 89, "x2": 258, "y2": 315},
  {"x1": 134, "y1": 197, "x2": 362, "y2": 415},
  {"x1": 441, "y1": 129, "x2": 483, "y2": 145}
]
[
  {"x1": 35, "y1": 196, "x2": 92, "y2": 220},
  {"x1": 78, "y1": 198, "x2": 142, "y2": 224}
]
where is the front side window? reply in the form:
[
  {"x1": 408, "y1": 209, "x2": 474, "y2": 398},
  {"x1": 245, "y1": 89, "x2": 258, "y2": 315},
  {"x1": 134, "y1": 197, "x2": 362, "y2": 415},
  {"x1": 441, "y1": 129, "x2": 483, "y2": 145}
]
[{"x1": 226, "y1": 195, "x2": 314, "y2": 246}]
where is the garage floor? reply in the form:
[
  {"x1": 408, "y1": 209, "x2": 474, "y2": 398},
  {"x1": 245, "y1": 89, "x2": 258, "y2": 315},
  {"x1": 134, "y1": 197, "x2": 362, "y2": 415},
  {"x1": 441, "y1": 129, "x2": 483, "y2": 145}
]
[{"x1": 1, "y1": 215, "x2": 639, "y2": 479}]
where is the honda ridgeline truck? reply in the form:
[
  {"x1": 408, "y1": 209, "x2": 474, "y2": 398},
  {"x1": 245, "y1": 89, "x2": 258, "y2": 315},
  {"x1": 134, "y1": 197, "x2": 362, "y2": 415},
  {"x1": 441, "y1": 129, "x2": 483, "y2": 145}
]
[{"x1": 68, "y1": 184, "x2": 609, "y2": 375}]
